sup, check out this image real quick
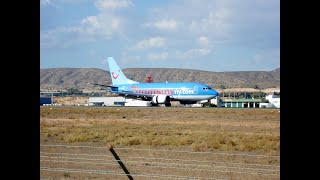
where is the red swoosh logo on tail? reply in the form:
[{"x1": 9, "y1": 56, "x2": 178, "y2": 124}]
[{"x1": 112, "y1": 70, "x2": 120, "y2": 79}]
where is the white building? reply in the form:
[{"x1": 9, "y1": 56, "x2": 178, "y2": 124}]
[
  {"x1": 88, "y1": 96, "x2": 152, "y2": 106},
  {"x1": 124, "y1": 99, "x2": 151, "y2": 106},
  {"x1": 264, "y1": 94, "x2": 280, "y2": 108},
  {"x1": 89, "y1": 97, "x2": 126, "y2": 106},
  {"x1": 210, "y1": 97, "x2": 222, "y2": 107},
  {"x1": 259, "y1": 102, "x2": 273, "y2": 108},
  {"x1": 184, "y1": 104, "x2": 202, "y2": 107}
]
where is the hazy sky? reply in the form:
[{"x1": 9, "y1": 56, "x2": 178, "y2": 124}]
[{"x1": 40, "y1": 0, "x2": 280, "y2": 72}]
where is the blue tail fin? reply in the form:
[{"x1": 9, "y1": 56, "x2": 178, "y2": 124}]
[{"x1": 107, "y1": 57, "x2": 139, "y2": 85}]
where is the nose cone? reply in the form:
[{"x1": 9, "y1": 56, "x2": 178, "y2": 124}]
[
  {"x1": 213, "y1": 90, "x2": 219, "y2": 97},
  {"x1": 208, "y1": 89, "x2": 219, "y2": 97}
]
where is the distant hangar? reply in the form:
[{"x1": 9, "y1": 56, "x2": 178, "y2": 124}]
[{"x1": 40, "y1": 97, "x2": 51, "y2": 106}]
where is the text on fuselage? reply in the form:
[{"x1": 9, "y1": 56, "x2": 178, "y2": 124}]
[{"x1": 130, "y1": 86, "x2": 196, "y2": 95}]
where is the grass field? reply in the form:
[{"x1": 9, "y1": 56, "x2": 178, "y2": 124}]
[{"x1": 40, "y1": 106, "x2": 280, "y2": 179}]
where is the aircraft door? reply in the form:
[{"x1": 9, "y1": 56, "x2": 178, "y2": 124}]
[{"x1": 193, "y1": 85, "x2": 198, "y2": 93}]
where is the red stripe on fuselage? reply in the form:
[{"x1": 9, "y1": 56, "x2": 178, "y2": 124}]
[{"x1": 130, "y1": 86, "x2": 173, "y2": 95}]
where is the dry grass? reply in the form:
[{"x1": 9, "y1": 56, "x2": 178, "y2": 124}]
[
  {"x1": 40, "y1": 106, "x2": 280, "y2": 179},
  {"x1": 40, "y1": 106, "x2": 279, "y2": 155}
]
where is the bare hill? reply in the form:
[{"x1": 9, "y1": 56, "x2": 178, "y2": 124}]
[{"x1": 40, "y1": 68, "x2": 280, "y2": 91}]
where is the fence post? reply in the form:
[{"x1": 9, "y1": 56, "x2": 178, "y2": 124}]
[{"x1": 108, "y1": 145, "x2": 134, "y2": 180}]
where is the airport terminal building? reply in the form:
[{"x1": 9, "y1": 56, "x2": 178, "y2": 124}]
[
  {"x1": 221, "y1": 99, "x2": 263, "y2": 108},
  {"x1": 219, "y1": 94, "x2": 280, "y2": 108}
]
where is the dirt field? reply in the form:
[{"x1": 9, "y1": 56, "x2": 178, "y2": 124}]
[{"x1": 40, "y1": 107, "x2": 280, "y2": 179}]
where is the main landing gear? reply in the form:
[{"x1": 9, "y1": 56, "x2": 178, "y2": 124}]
[{"x1": 165, "y1": 102, "x2": 171, "y2": 107}]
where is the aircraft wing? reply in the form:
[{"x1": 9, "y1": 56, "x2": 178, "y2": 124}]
[
  {"x1": 116, "y1": 91, "x2": 153, "y2": 100},
  {"x1": 86, "y1": 82, "x2": 116, "y2": 88}
]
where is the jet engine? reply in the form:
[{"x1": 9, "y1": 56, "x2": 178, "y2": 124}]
[{"x1": 151, "y1": 95, "x2": 171, "y2": 107}]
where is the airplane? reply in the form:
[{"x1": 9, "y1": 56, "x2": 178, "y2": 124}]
[{"x1": 88, "y1": 57, "x2": 219, "y2": 107}]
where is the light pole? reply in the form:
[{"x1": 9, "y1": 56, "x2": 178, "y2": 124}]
[{"x1": 51, "y1": 71, "x2": 54, "y2": 106}]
